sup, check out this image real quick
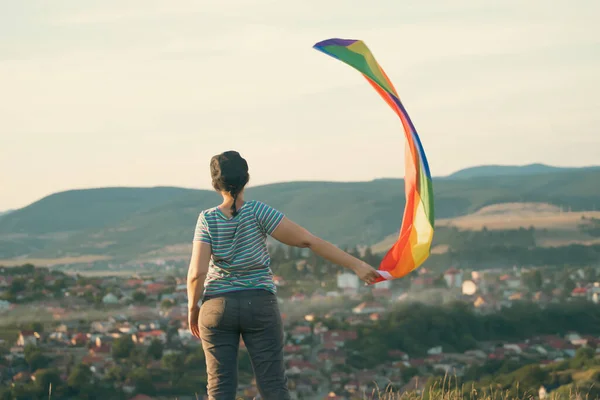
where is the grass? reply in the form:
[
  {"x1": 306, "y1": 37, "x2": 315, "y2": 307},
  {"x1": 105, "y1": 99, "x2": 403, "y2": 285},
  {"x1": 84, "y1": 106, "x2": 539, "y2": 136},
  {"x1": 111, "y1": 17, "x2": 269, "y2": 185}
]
[
  {"x1": 359, "y1": 375, "x2": 598, "y2": 400},
  {"x1": 572, "y1": 367, "x2": 600, "y2": 383},
  {"x1": 40, "y1": 390, "x2": 599, "y2": 400},
  {"x1": 37, "y1": 376, "x2": 599, "y2": 400}
]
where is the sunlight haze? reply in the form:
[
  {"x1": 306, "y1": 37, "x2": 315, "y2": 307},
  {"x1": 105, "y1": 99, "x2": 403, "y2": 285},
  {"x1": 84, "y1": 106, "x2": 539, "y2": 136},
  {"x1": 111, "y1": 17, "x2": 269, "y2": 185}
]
[{"x1": 1, "y1": 0, "x2": 599, "y2": 210}]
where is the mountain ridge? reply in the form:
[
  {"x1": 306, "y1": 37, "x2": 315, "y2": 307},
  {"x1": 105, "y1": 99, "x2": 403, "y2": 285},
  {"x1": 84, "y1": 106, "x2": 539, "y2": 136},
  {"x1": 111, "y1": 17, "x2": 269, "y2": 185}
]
[
  {"x1": 1, "y1": 164, "x2": 599, "y2": 263},
  {"x1": 6, "y1": 163, "x2": 598, "y2": 212},
  {"x1": 444, "y1": 163, "x2": 600, "y2": 179}
]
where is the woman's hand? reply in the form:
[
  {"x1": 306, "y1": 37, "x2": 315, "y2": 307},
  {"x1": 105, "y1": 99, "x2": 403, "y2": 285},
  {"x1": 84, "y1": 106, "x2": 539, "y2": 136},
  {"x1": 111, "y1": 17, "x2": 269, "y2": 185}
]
[
  {"x1": 188, "y1": 305, "x2": 201, "y2": 338},
  {"x1": 352, "y1": 261, "x2": 381, "y2": 285}
]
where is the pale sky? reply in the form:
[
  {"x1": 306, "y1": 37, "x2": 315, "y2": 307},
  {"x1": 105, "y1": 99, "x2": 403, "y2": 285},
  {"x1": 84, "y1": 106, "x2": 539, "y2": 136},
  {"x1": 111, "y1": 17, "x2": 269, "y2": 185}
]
[{"x1": 1, "y1": 0, "x2": 599, "y2": 210}]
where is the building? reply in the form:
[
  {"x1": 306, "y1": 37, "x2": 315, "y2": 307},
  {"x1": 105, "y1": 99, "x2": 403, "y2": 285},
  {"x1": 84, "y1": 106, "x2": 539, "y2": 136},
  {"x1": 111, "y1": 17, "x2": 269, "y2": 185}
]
[
  {"x1": 273, "y1": 276, "x2": 286, "y2": 287},
  {"x1": 444, "y1": 268, "x2": 462, "y2": 288},
  {"x1": 322, "y1": 330, "x2": 358, "y2": 348},
  {"x1": 17, "y1": 331, "x2": 40, "y2": 347},
  {"x1": 102, "y1": 293, "x2": 119, "y2": 305},
  {"x1": 337, "y1": 273, "x2": 359, "y2": 291},
  {"x1": 0, "y1": 300, "x2": 11, "y2": 311},
  {"x1": 132, "y1": 330, "x2": 167, "y2": 345},
  {"x1": 352, "y1": 301, "x2": 385, "y2": 315},
  {"x1": 373, "y1": 279, "x2": 392, "y2": 289},
  {"x1": 591, "y1": 282, "x2": 600, "y2": 304}
]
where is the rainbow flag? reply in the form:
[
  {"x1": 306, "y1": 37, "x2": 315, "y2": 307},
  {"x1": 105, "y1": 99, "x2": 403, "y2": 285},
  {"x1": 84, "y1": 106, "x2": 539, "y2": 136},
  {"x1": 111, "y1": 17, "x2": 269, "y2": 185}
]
[{"x1": 313, "y1": 38, "x2": 435, "y2": 282}]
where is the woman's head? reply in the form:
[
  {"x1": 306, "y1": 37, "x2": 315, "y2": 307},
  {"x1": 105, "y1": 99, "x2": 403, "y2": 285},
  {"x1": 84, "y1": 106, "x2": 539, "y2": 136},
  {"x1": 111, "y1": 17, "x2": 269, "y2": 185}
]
[{"x1": 210, "y1": 151, "x2": 249, "y2": 216}]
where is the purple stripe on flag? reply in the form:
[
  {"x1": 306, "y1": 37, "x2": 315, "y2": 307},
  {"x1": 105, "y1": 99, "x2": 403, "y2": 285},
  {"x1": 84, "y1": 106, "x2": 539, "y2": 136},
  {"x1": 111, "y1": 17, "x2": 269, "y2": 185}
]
[{"x1": 313, "y1": 38, "x2": 357, "y2": 48}]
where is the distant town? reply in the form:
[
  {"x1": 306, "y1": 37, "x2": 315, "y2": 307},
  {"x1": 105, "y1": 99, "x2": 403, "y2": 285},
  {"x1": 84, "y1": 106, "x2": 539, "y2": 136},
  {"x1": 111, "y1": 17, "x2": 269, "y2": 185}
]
[{"x1": 1, "y1": 247, "x2": 600, "y2": 399}]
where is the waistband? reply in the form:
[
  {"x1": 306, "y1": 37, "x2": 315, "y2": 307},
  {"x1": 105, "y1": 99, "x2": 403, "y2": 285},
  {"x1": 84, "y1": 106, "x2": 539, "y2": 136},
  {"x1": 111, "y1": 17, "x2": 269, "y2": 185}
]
[{"x1": 203, "y1": 288, "x2": 274, "y2": 301}]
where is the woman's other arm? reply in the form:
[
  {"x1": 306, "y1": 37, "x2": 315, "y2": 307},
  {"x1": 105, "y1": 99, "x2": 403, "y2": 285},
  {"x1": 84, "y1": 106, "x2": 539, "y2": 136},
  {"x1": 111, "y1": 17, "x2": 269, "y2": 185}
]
[
  {"x1": 271, "y1": 217, "x2": 380, "y2": 285},
  {"x1": 187, "y1": 241, "x2": 211, "y2": 338}
]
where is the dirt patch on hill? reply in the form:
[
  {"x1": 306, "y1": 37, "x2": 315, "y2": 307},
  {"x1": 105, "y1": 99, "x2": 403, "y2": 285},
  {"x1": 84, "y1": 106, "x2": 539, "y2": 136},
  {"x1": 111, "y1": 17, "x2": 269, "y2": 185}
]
[
  {"x1": 437, "y1": 202, "x2": 600, "y2": 231},
  {"x1": 372, "y1": 202, "x2": 600, "y2": 253}
]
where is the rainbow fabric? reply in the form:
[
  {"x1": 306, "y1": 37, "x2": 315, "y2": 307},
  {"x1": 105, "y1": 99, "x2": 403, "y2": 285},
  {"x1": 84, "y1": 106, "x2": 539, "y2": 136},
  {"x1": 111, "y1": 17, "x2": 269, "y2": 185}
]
[{"x1": 313, "y1": 38, "x2": 435, "y2": 282}]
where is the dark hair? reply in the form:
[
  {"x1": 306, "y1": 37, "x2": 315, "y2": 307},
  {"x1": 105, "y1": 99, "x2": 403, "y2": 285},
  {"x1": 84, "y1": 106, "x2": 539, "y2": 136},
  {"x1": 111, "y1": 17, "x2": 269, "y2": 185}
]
[{"x1": 210, "y1": 151, "x2": 250, "y2": 217}]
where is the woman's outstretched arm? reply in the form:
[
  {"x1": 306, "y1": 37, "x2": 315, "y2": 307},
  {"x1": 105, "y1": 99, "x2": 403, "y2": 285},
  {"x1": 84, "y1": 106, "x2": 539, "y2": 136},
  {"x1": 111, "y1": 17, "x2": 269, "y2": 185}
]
[
  {"x1": 187, "y1": 241, "x2": 211, "y2": 338},
  {"x1": 271, "y1": 217, "x2": 380, "y2": 285}
]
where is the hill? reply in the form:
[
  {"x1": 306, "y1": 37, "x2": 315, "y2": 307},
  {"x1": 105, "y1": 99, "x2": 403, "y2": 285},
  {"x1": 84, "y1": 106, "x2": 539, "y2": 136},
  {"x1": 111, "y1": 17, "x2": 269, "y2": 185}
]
[
  {"x1": 0, "y1": 187, "x2": 199, "y2": 234},
  {"x1": 445, "y1": 163, "x2": 600, "y2": 179},
  {"x1": 1, "y1": 166, "x2": 600, "y2": 265}
]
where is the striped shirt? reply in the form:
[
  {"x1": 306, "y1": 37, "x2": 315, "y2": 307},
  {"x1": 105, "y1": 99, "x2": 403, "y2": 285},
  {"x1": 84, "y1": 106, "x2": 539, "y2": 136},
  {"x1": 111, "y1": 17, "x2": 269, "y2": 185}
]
[{"x1": 193, "y1": 200, "x2": 284, "y2": 296}]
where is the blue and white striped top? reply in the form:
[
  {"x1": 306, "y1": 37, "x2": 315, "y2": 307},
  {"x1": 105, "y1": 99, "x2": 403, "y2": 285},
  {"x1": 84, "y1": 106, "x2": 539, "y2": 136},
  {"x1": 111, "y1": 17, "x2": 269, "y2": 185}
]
[{"x1": 193, "y1": 200, "x2": 284, "y2": 296}]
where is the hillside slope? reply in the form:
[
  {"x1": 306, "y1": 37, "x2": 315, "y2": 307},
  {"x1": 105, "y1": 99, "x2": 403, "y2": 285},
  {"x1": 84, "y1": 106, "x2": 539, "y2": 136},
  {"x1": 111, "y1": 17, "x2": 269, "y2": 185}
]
[
  {"x1": 0, "y1": 187, "x2": 198, "y2": 235},
  {"x1": 1, "y1": 167, "x2": 600, "y2": 263}
]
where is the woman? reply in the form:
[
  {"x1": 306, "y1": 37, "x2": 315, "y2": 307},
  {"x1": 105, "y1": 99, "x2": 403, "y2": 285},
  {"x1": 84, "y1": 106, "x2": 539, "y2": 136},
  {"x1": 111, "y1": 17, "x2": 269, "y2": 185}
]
[{"x1": 187, "y1": 150, "x2": 380, "y2": 400}]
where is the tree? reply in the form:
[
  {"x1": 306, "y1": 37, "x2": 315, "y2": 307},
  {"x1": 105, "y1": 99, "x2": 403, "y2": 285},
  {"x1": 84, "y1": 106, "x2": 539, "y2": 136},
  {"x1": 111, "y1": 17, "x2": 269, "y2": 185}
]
[
  {"x1": 361, "y1": 292, "x2": 375, "y2": 302},
  {"x1": 9, "y1": 278, "x2": 26, "y2": 296},
  {"x1": 67, "y1": 364, "x2": 93, "y2": 394},
  {"x1": 563, "y1": 278, "x2": 576, "y2": 294},
  {"x1": 8, "y1": 383, "x2": 37, "y2": 400},
  {"x1": 584, "y1": 266, "x2": 597, "y2": 281},
  {"x1": 166, "y1": 326, "x2": 179, "y2": 345},
  {"x1": 32, "y1": 273, "x2": 45, "y2": 291},
  {"x1": 278, "y1": 261, "x2": 298, "y2": 279},
  {"x1": 184, "y1": 352, "x2": 205, "y2": 371},
  {"x1": 164, "y1": 275, "x2": 177, "y2": 285},
  {"x1": 177, "y1": 372, "x2": 208, "y2": 396},
  {"x1": 34, "y1": 368, "x2": 62, "y2": 396},
  {"x1": 570, "y1": 346, "x2": 595, "y2": 369},
  {"x1": 363, "y1": 246, "x2": 380, "y2": 266},
  {"x1": 147, "y1": 339, "x2": 164, "y2": 360},
  {"x1": 285, "y1": 246, "x2": 299, "y2": 260},
  {"x1": 433, "y1": 274, "x2": 448, "y2": 288},
  {"x1": 24, "y1": 322, "x2": 44, "y2": 333},
  {"x1": 310, "y1": 251, "x2": 324, "y2": 270},
  {"x1": 24, "y1": 345, "x2": 49, "y2": 371},
  {"x1": 132, "y1": 291, "x2": 146, "y2": 303},
  {"x1": 521, "y1": 365, "x2": 548, "y2": 385},
  {"x1": 105, "y1": 365, "x2": 125, "y2": 383},
  {"x1": 522, "y1": 270, "x2": 543, "y2": 292},
  {"x1": 160, "y1": 298, "x2": 174, "y2": 309},
  {"x1": 348, "y1": 246, "x2": 360, "y2": 259},
  {"x1": 162, "y1": 352, "x2": 185, "y2": 386},
  {"x1": 270, "y1": 245, "x2": 286, "y2": 263},
  {"x1": 20, "y1": 264, "x2": 36, "y2": 274},
  {"x1": 112, "y1": 335, "x2": 135, "y2": 359},
  {"x1": 0, "y1": 387, "x2": 12, "y2": 400},
  {"x1": 127, "y1": 367, "x2": 154, "y2": 395},
  {"x1": 400, "y1": 365, "x2": 419, "y2": 381}
]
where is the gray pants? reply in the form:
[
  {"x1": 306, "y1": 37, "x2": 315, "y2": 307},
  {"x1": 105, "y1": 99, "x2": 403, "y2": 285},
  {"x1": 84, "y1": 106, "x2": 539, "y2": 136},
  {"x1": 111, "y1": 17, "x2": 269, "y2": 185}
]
[{"x1": 200, "y1": 289, "x2": 291, "y2": 400}]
